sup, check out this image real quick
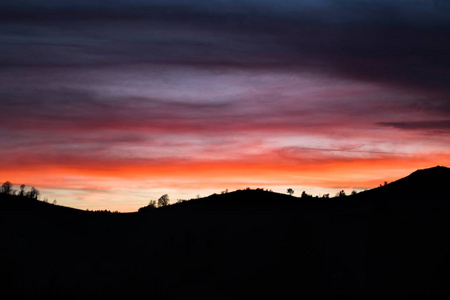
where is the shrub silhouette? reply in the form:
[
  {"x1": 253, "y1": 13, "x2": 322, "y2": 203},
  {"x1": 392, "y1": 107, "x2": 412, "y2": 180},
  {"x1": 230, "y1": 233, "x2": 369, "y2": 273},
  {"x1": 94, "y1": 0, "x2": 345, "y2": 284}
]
[
  {"x1": 301, "y1": 191, "x2": 313, "y2": 199},
  {"x1": 138, "y1": 199, "x2": 159, "y2": 212}
]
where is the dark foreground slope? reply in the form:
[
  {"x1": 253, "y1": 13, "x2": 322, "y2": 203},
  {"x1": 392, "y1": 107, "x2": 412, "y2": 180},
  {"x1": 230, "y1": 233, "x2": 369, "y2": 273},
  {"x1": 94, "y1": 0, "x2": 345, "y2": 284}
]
[{"x1": 1, "y1": 166, "x2": 450, "y2": 299}]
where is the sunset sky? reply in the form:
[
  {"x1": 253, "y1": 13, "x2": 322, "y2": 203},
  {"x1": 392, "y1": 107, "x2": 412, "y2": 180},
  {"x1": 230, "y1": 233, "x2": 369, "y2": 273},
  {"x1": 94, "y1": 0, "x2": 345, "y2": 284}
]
[{"x1": 1, "y1": 0, "x2": 450, "y2": 211}]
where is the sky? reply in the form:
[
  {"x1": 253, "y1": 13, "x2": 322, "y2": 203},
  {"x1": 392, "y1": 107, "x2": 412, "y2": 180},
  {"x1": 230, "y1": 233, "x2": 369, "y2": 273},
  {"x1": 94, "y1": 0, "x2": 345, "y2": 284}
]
[{"x1": 1, "y1": 0, "x2": 450, "y2": 211}]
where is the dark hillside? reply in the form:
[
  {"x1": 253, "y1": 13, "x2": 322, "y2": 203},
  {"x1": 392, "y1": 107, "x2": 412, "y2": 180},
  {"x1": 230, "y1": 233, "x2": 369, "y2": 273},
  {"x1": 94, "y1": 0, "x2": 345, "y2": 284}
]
[
  {"x1": 1, "y1": 166, "x2": 450, "y2": 299},
  {"x1": 359, "y1": 165, "x2": 450, "y2": 197}
]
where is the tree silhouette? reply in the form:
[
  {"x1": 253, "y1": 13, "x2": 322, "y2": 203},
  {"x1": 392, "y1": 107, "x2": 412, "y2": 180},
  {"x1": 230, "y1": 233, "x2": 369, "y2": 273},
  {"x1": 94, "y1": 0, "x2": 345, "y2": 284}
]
[
  {"x1": 1, "y1": 181, "x2": 13, "y2": 194},
  {"x1": 138, "y1": 199, "x2": 158, "y2": 213},
  {"x1": 158, "y1": 194, "x2": 170, "y2": 207},
  {"x1": 27, "y1": 187, "x2": 40, "y2": 200},
  {"x1": 19, "y1": 184, "x2": 26, "y2": 196},
  {"x1": 336, "y1": 190, "x2": 346, "y2": 197},
  {"x1": 287, "y1": 188, "x2": 294, "y2": 196}
]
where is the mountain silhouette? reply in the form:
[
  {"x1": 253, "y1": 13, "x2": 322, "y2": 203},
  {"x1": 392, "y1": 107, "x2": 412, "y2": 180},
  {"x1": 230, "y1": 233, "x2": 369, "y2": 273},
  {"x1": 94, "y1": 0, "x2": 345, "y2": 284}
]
[{"x1": 1, "y1": 166, "x2": 450, "y2": 299}]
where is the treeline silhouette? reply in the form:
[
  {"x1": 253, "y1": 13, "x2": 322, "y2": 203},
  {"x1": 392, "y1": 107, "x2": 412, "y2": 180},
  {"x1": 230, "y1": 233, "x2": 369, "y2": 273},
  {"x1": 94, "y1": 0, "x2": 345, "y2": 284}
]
[
  {"x1": 1, "y1": 181, "x2": 40, "y2": 200},
  {"x1": 0, "y1": 180, "x2": 391, "y2": 214}
]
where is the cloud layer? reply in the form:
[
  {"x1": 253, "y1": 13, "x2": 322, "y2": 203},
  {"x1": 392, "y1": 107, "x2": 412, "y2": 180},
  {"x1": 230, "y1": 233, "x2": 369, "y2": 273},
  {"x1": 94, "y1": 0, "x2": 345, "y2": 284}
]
[{"x1": 1, "y1": 0, "x2": 450, "y2": 211}]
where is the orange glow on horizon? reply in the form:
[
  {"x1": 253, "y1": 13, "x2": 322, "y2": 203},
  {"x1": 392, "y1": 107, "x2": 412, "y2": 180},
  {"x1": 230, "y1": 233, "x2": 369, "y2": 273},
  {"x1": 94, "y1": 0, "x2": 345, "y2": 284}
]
[{"x1": 2, "y1": 150, "x2": 449, "y2": 211}]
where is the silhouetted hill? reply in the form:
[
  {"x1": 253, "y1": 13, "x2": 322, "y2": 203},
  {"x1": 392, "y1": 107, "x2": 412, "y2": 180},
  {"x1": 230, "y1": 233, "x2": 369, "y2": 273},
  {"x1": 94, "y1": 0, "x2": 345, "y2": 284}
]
[
  {"x1": 197, "y1": 189, "x2": 298, "y2": 204},
  {"x1": 361, "y1": 165, "x2": 450, "y2": 197},
  {"x1": 0, "y1": 193, "x2": 84, "y2": 214},
  {"x1": 1, "y1": 166, "x2": 450, "y2": 300}
]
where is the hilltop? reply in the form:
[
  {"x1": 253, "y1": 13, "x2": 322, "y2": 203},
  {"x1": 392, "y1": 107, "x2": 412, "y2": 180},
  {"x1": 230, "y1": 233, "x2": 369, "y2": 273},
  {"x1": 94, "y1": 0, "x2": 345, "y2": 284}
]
[
  {"x1": 1, "y1": 166, "x2": 450, "y2": 299},
  {"x1": 360, "y1": 165, "x2": 450, "y2": 197}
]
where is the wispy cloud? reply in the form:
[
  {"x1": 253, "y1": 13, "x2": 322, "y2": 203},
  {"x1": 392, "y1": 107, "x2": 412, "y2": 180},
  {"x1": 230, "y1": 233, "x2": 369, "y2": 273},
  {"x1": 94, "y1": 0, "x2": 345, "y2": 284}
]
[{"x1": 379, "y1": 120, "x2": 450, "y2": 132}]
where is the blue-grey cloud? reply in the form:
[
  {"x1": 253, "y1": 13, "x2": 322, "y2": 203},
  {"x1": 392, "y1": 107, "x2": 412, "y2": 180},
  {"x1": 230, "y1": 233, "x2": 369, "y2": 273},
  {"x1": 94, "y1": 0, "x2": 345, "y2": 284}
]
[{"x1": 1, "y1": 0, "x2": 449, "y2": 94}]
